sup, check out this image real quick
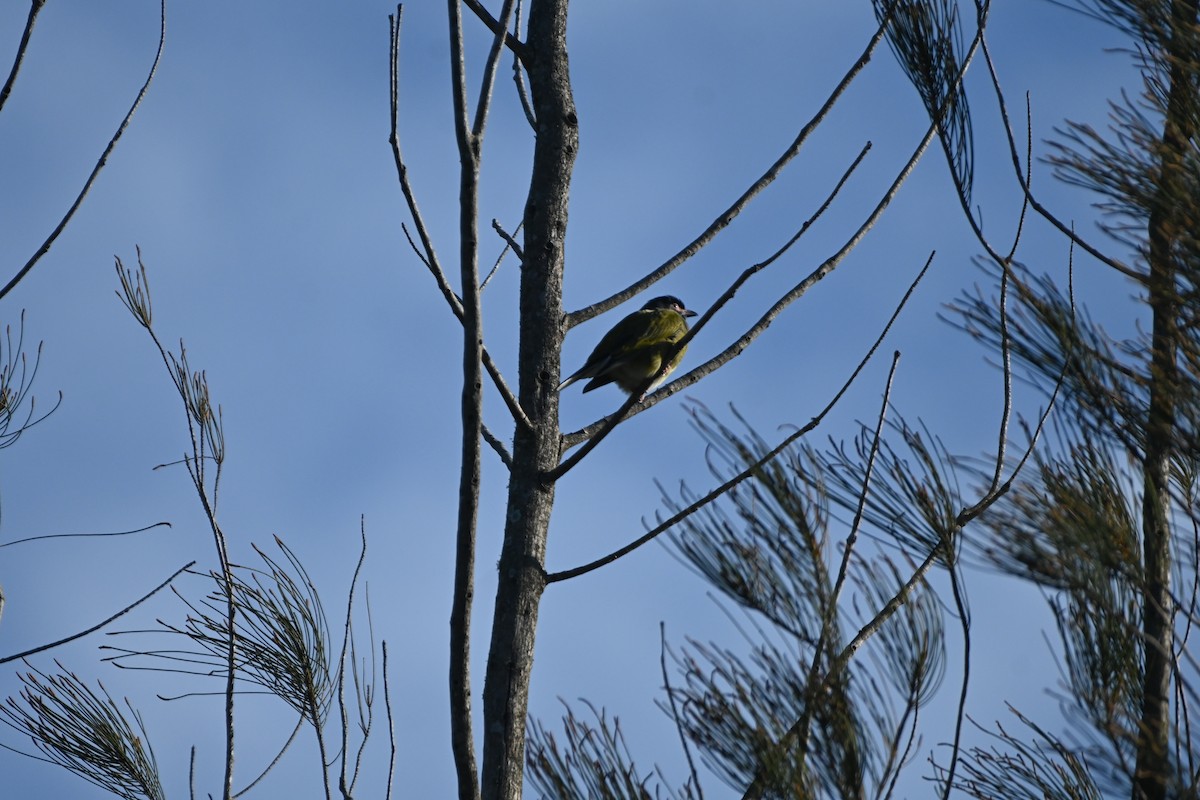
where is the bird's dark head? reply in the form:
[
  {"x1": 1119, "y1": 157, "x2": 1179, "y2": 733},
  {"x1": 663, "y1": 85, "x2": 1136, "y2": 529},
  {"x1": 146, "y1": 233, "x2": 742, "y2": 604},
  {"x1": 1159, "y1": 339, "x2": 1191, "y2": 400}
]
[{"x1": 642, "y1": 295, "x2": 697, "y2": 317}]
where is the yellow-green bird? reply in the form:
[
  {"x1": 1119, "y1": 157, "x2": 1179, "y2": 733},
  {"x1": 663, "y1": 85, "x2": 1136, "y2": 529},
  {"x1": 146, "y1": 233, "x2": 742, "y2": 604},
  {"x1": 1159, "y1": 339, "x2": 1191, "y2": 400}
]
[{"x1": 558, "y1": 295, "x2": 698, "y2": 396}]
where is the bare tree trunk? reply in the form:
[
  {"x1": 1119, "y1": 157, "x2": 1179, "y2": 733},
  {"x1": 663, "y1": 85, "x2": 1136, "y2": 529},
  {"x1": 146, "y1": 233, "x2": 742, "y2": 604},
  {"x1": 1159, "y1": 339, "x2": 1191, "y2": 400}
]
[
  {"x1": 479, "y1": 1, "x2": 576, "y2": 798},
  {"x1": 1134, "y1": 4, "x2": 1196, "y2": 798}
]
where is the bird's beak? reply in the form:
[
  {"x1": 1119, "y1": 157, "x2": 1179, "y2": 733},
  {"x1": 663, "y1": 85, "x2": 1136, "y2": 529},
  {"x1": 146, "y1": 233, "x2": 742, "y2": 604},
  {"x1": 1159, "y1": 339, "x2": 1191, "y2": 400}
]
[{"x1": 683, "y1": 309, "x2": 697, "y2": 318}]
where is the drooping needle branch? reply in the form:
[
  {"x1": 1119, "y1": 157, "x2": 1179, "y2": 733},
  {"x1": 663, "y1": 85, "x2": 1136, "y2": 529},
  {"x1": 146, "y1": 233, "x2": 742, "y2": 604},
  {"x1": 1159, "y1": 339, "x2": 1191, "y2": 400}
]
[
  {"x1": 740, "y1": 543, "x2": 943, "y2": 800},
  {"x1": 116, "y1": 250, "x2": 237, "y2": 800},
  {"x1": 742, "y1": 235, "x2": 1077, "y2": 800},
  {"x1": 756, "y1": 351, "x2": 900, "y2": 795}
]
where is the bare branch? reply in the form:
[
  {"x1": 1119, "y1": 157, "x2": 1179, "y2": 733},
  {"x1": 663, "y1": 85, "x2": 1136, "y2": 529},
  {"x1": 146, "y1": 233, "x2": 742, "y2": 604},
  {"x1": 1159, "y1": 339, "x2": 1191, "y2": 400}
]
[
  {"x1": 445, "y1": 0, "x2": 526, "y2": 794},
  {"x1": 471, "y1": 0, "x2": 521, "y2": 140},
  {"x1": 977, "y1": 33, "x2": 1140, "y2": 280},
  {"x1": 0, "y1": 0, "x2": 47, "y2": 114},
  {"x1": 0, "y1": 0, "x2": 166, "y2": 302},
  {"x1": 742, "y1": 353, "x2": 900, "y2": 797},
  {"x1": 564, "y1": 3, "x2": 902, "y2": 329},
  {"x1": 660, "y1": 623, "x2": 704, "y2": 800},
  {"x1": 337, "y1": 521, "x2": 371, "y2": 800},
  {"x1": 0, "y1": 521, "x2": 171, "y2": 549},
  {"x1": 481, "y1": 219, "x2": 523, "y2": 291},
  {"x1": 482, "y1": 423, "x2": 513, "y2": 468},
  {"x1": 389, "y1": 8, "x2": 530, "y2": 432},
  {"x1": 383, "y1": 641, "x2": 397, "y2": 800},
  {"x1": 463, "y1": 0, "x2": 529, "y2": 65},
  {"x1": 510, "y1": 0, "x2": 536, "y2": 130},
  {"x1": 0, "y1": 562, "x2": 194, "y2": 665}
]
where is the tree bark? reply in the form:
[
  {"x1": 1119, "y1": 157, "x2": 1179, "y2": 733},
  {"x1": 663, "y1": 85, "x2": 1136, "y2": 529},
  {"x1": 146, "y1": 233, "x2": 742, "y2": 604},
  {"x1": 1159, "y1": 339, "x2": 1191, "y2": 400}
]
[
  {"x1": 479, "y1": 1, "x2": 577, "y2": 798},
  {"x1": 1133, "y1": 3, "x2": 1196, "y2": 798}
]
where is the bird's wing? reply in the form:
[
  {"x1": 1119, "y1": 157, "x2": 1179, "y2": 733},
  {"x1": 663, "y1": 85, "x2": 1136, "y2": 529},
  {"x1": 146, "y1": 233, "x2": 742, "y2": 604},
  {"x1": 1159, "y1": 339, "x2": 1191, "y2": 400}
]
[
  {"x1": 631, "y1": 311, "x2": 689, "y2": 349},
  {"x1": 559, "y1": 309, "x2": 649, "y2": 388},
  {"x1": 559, "y1": 310, "x2": 689, "y2": 390}
]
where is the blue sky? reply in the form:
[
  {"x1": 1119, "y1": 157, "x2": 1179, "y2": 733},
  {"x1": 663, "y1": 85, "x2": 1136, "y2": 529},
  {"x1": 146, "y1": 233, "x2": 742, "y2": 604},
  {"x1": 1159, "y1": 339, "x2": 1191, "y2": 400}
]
[{"x1": 0, "y1": 2, "x2": 1143, "y2": 798}]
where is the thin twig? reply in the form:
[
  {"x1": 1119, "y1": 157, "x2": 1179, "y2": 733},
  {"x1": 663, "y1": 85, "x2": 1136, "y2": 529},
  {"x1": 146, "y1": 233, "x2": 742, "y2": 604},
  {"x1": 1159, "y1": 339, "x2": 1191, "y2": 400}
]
[
  {"x1": 511, "y1": 0, "x2": 536, "y2": 129},
  {"x1": 977, "y1": 33, "x2": 1140, "y2": 280},
  {"x1": 0, "y1": 521, "x2": 171, "y2": 549},
  {"x1": 834, "y1": 351, "x2": 899, "y2": 605},
  {"x1": 346, "y1": 591, "x2": 378, "y2": 793},
  {"x1": 660, "y1": 624, "x2": 704, "y2": 800},
  {"x1": 955, "y1": 238, "x2": 1075, "y2": 525},
  {"x1": 337, "y1": 521, "x2": 370, "y2": 800},
  {"x1": 975, "y1": 100, "x2": 1037, "y2": 497},
  {"x1": 939, "y1": 558, "x2": 972, "y2": 800},
  {"x1": 0, "y1": 562, "x2": 194, "y2": 665},
  {"x1": 0, "y1": 0, "x2": 47, "y2": 114},
  {"x1": 482, "y1": 423, "x2": 513, "y2": 469},
  {"x1": 751, "y1": 352, "x2": 900, "y2": 792},
  {"x1": 232, "y1": 716, "x2": 304, "y2": 798},
  {"x1": 481, "y1": 219, "x2": 523, "y2": 291},
  {"x1": 462, "y1": 0, "x2": 528, "y2": 64},
  {"x1": 389, "y1": 8, "x2": 530, "y2": 431},
  {"x1": 491, "y1": 218, "x2": 524, "y2": 262},
  {"x1": 0, "y1": 0, "x2": 167, "y2": 302},
  {"x1": 382, "y1": 641, "x2": 396, "y2": 800},
  {"x1": 471, "y1": 0, "x2": 520, "y2": 139},
  {"x1": 117, "y1": 250, "x2": 237, "y2": 800},
  {"x1": 564, "y1": 3, "x2": 902, "y2": 329}
]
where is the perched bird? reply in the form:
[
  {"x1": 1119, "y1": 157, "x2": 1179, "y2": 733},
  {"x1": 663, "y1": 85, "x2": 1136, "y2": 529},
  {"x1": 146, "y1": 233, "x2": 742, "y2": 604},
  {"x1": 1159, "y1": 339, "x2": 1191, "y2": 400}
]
[{"x1": 559, "y1": 295, "x2": 698, "y2": 396}]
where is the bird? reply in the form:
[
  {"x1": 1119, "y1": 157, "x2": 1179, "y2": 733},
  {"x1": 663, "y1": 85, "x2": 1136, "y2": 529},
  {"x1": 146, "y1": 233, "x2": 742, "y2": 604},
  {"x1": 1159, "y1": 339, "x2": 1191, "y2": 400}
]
[{"x1": 558, "y1": 295, "x2": 698, "y2": 396}]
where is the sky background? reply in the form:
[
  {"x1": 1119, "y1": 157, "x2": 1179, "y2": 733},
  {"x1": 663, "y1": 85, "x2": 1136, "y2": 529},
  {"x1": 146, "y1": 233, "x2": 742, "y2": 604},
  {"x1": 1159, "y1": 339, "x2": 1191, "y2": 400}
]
[{"x1": 0, "y1": 2, "x2": 1144, "y2": 798}]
